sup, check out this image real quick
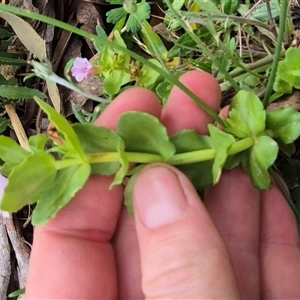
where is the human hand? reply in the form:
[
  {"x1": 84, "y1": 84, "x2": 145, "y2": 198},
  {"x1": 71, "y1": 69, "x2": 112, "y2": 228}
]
[{"x1": 25, "y1": 71, "x2": 300, "y2": 299}]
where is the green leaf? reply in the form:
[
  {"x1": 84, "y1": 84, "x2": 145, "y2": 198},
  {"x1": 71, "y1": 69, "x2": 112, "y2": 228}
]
[
  {"x1": 221, "y1": 0, "x2": 239, "y2": 14},
  {"x1": 29, "y1": 134, "x2": 48, "y2": 152},
  {"x1": 156, "y1": 80, "x2": 173, "y2": 105},
  {"x1": 224, "y1": 108, "x2": 251, "y2": 138},
  {"x1": 0, "y1": 135, "x2": 29, "y2": 166},
  {"x1": 0, "y1": 57, "x2": 27, "y2": 66},
  {"x1": 0, "y1": 74, "x2": 8, "y2": 85},
  {"x1": 103, "y1": 70, "x2": 130, "y2": 95},
  {"x1": 247, "y1": 136, "x2": 278, "y2": 189},
  {"x1": 111, "y1": 30, "x2": 129, "y2": 56},
  {"x1": 0, "y1": 116, "x2": 9, "y2": 134},
  {"x1": 117, "y1": 111, "x2": 176, "y2": 160},
  {"x1": 94, "y1": 24, "x2": 108, "y2": 52},
  {"x1": 124, "y1": 171, "x2": 140, "y2": 216},
  {"x1": 176, "y1": 162, "x2": 213, "y2": 190},
  {"x1": 34, "y1": 97, "x2": 85, "y2": 159},
  {"x1": 209, "y1": 124, "x2": 236, "y2": 184},
  {"x1": 126, "y1": 1, "x2": 151, "y2": 33},
  {"x1": 32, "y1": 163, "x2": 91, "y2": 225},
  {"x1": 170, "y1": 130, "x2": 213, "y2": 190},
  {"x1": 252, "y1": 1, "x2": 280, "y2": 22},
  {"x1": 266, "y1": 107, "x2": 300, "y2": 144},
  {"x1": 170, "y1": 129, "x2": 212, "y2": 152},
  {"x1": 193, "y1": 0, "x2": 221, "y2": 14},
  {"x1": 72, "y1": 123, "x2": 121, "y2": 175},
  {"x1": 106, "y1": 7, "x2": 127, "y2": 25},
  {"x1": 123, "y1": 0, "x2": 137, "y2": 13},
  {"x1": 224, "y1": 152, "x2": 245, "y2": 170},
  {"x1": 0, "y1": 26, "x2": 14, "y2": 39},
  {"x1": 0, "y1": 85, "x2": 46, "y2": 99},
  {"x1": 0, "y1": 153, "x2": 57, "y2": 212},
  {"x1": 225, "y1": 90, "x2": 266, "y2": 138},
  {"x1": 273, "y1": 77, "x2": 293, "y2": 94},
  {"x1": 139, "y1": 20, "x2": 168, "y2": 60},
  {"x1": 8, "y1": 288, "x2": 25, "y2": 298},
  {"x1": 167, "y1": 28, "x2": 211, "y2": 58},
  {"x1": 274, "y1": 48, "x2": 300, "y2": 94},
  {"x1": 110, "y1": 139, "x2": 129, "y2": 188},
  {"x1": 138, "y1": 59, "x2": 161, "y2": 88}
]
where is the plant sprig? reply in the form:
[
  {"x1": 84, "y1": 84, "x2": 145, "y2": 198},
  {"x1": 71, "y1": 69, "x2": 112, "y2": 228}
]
[{"x1": 1, "y1": 89, "x2": 300, "y2": 224}]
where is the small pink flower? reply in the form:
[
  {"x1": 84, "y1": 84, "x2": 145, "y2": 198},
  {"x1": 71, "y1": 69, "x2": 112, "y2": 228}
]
[
  {"x1": 0, "y1": 174, "x2": 9, "y2": 219},
  {"x1": 71, "y1": 57, "x2": 93, "y2": 82}
]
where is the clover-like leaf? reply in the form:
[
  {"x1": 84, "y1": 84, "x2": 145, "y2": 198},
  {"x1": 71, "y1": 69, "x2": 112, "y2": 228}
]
[
  {"x1": 117, "y1": 112, "x2": 176, "y2": 160},
  {"x1": 225, "y1": 90, "x2": 266, "y2": 138},
  {"x1": 266, "y1": 107, "x2": 300, "y2": 144},
  {"x1": 0, "y1": 152, "x2": 56, "y2": 212},
  {"x1": 209, "y1": 124, "x2": 236, "y2": 184},
  {"x1": 125, "y1": 1, "x2": 151, "y2": 33},
  {"x1": 32, "y1": 163, "x2": 91, "y2": 225},
  {"x1": 34, "y1": 97, "x2": 85, "y2": 159},
  {"x1": 247, "y1": 136, "x2": 278, "y2": 189}
]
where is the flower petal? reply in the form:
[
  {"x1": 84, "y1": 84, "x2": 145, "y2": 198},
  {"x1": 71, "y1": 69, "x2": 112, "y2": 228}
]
[{"x1": 71, "y1": 57, "x2": 93, "y2": 82}]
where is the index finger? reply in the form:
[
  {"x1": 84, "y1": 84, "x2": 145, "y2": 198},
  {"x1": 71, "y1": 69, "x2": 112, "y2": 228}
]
[{"x1": 25, "y1": 88, "x2": 162, "y2": 299}]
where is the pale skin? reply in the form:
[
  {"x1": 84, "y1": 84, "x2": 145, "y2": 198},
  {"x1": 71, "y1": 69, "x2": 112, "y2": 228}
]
[{"x1": 25, "y1": 71, "x2": 300, "y2": 299}]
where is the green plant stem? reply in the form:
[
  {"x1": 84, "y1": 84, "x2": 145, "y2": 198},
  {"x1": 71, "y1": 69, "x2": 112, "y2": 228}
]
[
  {"x1": 185, "y1": 13, "x2": 273, "y2": 31},
  {"x1": 55, "y1": 136, "x2": 254, "y2": 170},
  {"x1": 218, "y1": 55, "x2": 275, "y2": 82},
  {"x1": 262, "y1": 0, "x2": 288, "y2": 107},
  {"x1": 169, "y1": 136, "x2": 254, "y2": 165},
  {"x1": 87, "y1": 152, "x2": 163, "y2": 164},
  {"x1": 0, "y1": 4, "x2": 225, "y2": 126},
  {"x1": 55, "y1": 158, "x2": 83, "y2": 170}
]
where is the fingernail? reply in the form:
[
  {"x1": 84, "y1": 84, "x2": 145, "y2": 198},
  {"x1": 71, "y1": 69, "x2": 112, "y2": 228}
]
[{"x1": 133, "y1": 165, "x2": 187, "y2": 229}]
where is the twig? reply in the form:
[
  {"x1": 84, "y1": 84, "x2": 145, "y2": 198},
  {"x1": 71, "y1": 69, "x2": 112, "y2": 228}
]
[
  {"x1": 5, "y1": 104, "x2": 30, "y2": 151},
  {"x1": 0, "y1": 215, "x2": 11, "y2": 300},
  {"x1": 6, "y1": 215, "x2": 30, "y2": 290}
]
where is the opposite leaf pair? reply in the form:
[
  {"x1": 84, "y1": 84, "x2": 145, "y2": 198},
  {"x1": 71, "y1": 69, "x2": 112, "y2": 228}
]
[{"x1": 1, "y1": 90, "x2": 300, "y2": 225}]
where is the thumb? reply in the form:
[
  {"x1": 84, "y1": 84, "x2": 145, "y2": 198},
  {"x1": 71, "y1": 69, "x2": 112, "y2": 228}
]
[{"x1": 133, "y1": 164, "x2": 240, "y2": 299}]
